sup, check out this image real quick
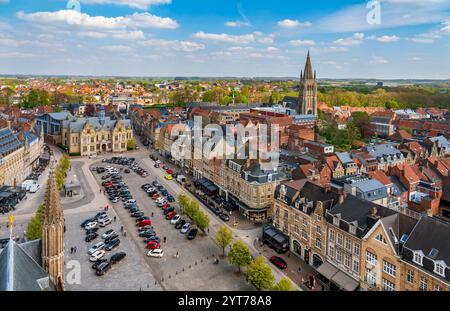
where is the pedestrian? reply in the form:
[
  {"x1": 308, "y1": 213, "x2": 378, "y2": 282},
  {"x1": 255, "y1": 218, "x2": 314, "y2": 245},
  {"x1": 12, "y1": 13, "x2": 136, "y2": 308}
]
[
  {"x1": 175, "y1": 252, "x2": 179, "y2": 258},
  {"x1": 74, "y1": 246, "x2": 77, "y2": 253},
  {"x1": 151, "y1": 212, "x2": 154, "y2": 217},
  {"x1": 114, "y1": 216, "x2": 117, "y2": 222},
  {"x1": 298, "y1": 267, "x2": 302, "y2": 273},
  {"x1": 207, "y1": 228, "x2": 210, "y2": 234},
  {"x1": 70, "y1": 247, "x2": 73, "y2": 254},
  {"x1": 121, "y1": 226, "x2": 123, "y2": 232},
  {"x1": 287, "y1": 251, "x2": 291, "y2": 257},
  {"x1": 163, "y1": 236, "x2": 167, "y2": 243}
]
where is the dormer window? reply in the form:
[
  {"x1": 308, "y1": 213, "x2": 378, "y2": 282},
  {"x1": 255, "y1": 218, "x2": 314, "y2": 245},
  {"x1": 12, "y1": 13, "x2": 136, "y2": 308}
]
[
  {"x1": 434, "y1": 262, "x2": 446, "y2": 278},
  {"x1": 349, "y1": 224, "x2": 356, "y2": 235},
  {"x1": 333, "y1": 215, "x2": 340, "y2": 226},
  {"x1": 413, "y1": 251, "x2": 424, "y2": 266},
  {"x1": 375, "y1": 234, "x2": 387, "y2": 244}
]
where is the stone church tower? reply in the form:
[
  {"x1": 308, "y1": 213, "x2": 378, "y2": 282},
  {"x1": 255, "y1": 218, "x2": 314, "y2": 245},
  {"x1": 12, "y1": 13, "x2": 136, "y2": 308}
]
[
  {"x1": 297, "y1": 50, "x2": 318, "y2": 116},
  {"x1": 42, "y1": 167, "x2": 65, "y2": 291}
]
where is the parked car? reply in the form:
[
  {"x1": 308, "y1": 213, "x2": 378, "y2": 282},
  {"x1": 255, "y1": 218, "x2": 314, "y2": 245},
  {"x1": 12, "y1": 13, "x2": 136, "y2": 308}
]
[
  {"x1": 175, "y1": 219, "x2": 186, "y2": 229},
  {"x1": 147, "y1": 249, "x2": 164, "y2": 258},
  {"x1": 81, "y1": 218, "x2": 95, "y2": 228},
  {"x1": 163, "y1": 207, "x2": 175, "y2": 215},
  {"x1": 91, "y1": 258, "x2": 108, "y2": 270},
  {"x1": 88, "y1": 242, "x2": 106, "y2": 255},
  {"x1": 152, "y1": 181, "x2": 160, "y2": 187},
  {"x1": 137, "y1": 219, "x2": 152, "y2": 227},
  {"x1": 170, "y1": 215, "x2": 181, "y2": 225},
  {"x1": 105, "y1": 234, "x2": 119, "y2": 244},
  {"x1": 166, "y1": 212, "x2": 177, "y2": 220},
  {"x1": 102, "y1": 229, "x2": 116, "y2": 239},
  {"x1": 144, "y1": 236, "x2": 161, "y2": 243},
  {"x1": 85, "y1": 222, "x2": 98, "y2": 230},
  {"x1": 187, "y1": 228, "x2": 198, "y2": 240},
  {"x1": 132, "y1": 211, "x2": 145, "y2": 218},
  {"x1": 95, "y1": 261, "x2": 111, "y2": 276},
  {"x1": 219, "y1": 213, "x2": 230, "y2": 222},
  {"x1": 147, "y1": 241, "x2": 161, "y2": 250},
  {"x1": 105, "y1": 239, "x2": 120, "y2": 251},
  {"x1": 89, "y1": 250, "x2": 106, "y2": 262},
  {"x1": 166, "y1": 169, "x2": 174, "y2": 175},
  {"x1": 85, "y1": 227, "x2": 99, "y2": 234},
  {"x1": 165, "y1": 175, "x2": 173, "y2": 181},
  {"x1": 98, "y1": 218, "x2": 112, "y2": 227},
  {"x1": 269, "y1": 256, "x2": 287, "y2": 270},
  {"x1": 181, "y1": 223, "x2": 191, "y2": 234},
  {"x1": 110, "y1": 252, "x2": 126, "y2": 264},
  {"x1": 167, "y1": 195, "x2": 175, "y2": 202},
  {"x1": 136, "y1": 216, "x2": 150, "y2": 223},
  {"x1": 94, "y1": 212, "x2": 107, "y2": 220},
  {"x1": 85, "y1": 232, "x2": 99, "y2": 242}
]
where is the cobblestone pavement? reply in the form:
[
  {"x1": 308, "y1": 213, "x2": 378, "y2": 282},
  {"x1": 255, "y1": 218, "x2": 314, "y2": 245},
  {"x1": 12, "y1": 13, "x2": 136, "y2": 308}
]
[{"x1": 64, "y1": 209, "x2": 162, "y2": 291}]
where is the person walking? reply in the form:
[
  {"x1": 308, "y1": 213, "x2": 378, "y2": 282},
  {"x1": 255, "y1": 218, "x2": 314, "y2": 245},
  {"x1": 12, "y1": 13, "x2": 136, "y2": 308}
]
[
  {"x1": 163, "y1": 236, "x2": 167, "y2": 243},
  {"x1": 70, "y1": 247, "x2": 74, "y2": 254},
  {"x1": 151, "y1": 212, "x2": 154, "y2": 217},
  {"x1": 74, "y1": 246, "x2": 77, "y2": 253},
  {"x1": 114, "y1": 216, "x2": 117, "y2": 222},
  {"x1": 120, "y1": 226, "x2": 123, "y2": 232}
]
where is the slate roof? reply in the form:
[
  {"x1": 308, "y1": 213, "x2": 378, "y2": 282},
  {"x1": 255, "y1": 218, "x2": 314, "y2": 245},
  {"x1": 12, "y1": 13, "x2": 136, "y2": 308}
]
[
  {"x1": 0, "y1": 239, "x2": 51, "y2": 291},
  {"x1": 0, "y1": 128, "x2": 23, "y2": 157},
  {"x1": 380, "y1": 213, "x2": 418, "y2": 255},
  {"x1": 63, "y1": 116, "x2": 131, "y2": 132},
  {"x1": 404, "y1": 217, "x2": 450, "y2": 267},
  {"x1": 47, "y1": 112, "x2": 73, "y2": 121}
]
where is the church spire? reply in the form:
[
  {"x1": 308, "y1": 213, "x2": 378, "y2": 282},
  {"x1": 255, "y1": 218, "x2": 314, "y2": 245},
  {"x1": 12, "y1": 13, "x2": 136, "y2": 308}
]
[
  {"x1": 303, "y1": 49, "x2": 314, "y2": 80},
  {"x1": 42, "y1": 166, "x2": 65, "y2": 291}
]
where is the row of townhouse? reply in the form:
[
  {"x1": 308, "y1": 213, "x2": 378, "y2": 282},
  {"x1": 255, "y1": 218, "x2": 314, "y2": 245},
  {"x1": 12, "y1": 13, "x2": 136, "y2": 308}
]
[{"x1": 272, "y1": 180, "x2": 450, "y2": 291}]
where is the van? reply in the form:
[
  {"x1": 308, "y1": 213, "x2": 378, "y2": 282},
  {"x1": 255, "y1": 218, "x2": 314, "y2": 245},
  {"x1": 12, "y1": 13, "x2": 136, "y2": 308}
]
[
  {"x1": 29, "y1": 184, "x2": 40, "y2": 193},
  {"x1": 176, "y1": 175, "x2": 186, "y2": 184},
  {"x1": 95, "y1": 262, "x2": 111, "y2": 276}
]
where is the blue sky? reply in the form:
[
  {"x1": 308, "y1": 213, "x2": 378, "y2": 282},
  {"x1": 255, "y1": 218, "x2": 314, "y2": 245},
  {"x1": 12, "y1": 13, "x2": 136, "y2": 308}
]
[{"x1": 0, "y1": 0, "x2": 449, "y2": 78}]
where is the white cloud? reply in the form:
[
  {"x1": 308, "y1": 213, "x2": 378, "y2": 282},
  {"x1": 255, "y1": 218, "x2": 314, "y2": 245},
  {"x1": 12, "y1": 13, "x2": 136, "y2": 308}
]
[
  {"x1": 16, "y1": 10, "x2": 179, "y2": 30},
  {"x1": 375, "y1": 35, "x2": 400, "y2": 43},
  {"x1": 409, "y1": 37, "x2": 434, "y2": 43},
  {"x1": 333, "y1": 33, "x2": 365, "y2": 46},
  {"x1": 370, "y1": 56, "x2": 388, "y2": 64},
  {"x1": 225, "y1": 21, "x2": 250, "y2": 28},
  {"x1": 78, "y1": 31, "x2": 108, "y2": 39},
  {"x1": 408, "y1": 57, "x2": 422, "y2": 61},
  {"x1": 79, "y1": 0, "x2": 171, "y2": 10},
  {"x1": 101, "y1": 45, "x2": 133, "y2": 53},
  {"x1": 277, "y1": 19, "x2": 312, "y2": 28},
  {"x1": 140, "y1": 39, "x2": 205, "y2": 52},
  {"x1": 266, "y1": 47, "x2": 279, "y2": 53},
  {"x1": 290, "y1": 39, "x2": 316, "y2": 46},
  {"x1": 192, "y1": 31, "x2": 255, "y2": 44},
  {"x1": 0, "y1": 0, "x2": 10, "y2": 4},
  {"x1": 111, "y1": 30, "x2": 145, "y2": 40},
  {"x1": 441, "y1": 21, "x2": 450, "y2": 34}
]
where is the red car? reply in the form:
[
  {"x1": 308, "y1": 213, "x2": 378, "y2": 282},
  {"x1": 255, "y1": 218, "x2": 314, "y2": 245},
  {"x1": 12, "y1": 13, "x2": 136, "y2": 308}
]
[
  {"x1": 166, "y1": 169, "x2": 174, "y2": 175},
  {"x1": 162, "y1": 204, "x2": 171, "y2": 209},
  {"x1": 147, "y1": 241, "x2": 161, "y2": 250},
  {"x1": 269, "y1": 256, "x2": 287, "y2": 270},
  {"x1": 152, "y1": 194, "x2": 160, "y2": 200},
  {"x1": 166, "y1": 212, "x2": 177, "y2": 220},
  {"x1": 102, "y1": 181, "x2": 112, "y2": 186},
  {"x1": 137, "y1": 219, "x2": 152, "y2": 227}
]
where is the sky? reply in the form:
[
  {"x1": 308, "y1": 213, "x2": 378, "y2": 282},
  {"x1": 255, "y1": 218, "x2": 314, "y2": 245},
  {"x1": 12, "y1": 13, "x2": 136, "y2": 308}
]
[{"x1": 0, "y1": 0, "x2": 449, "y2": 78}]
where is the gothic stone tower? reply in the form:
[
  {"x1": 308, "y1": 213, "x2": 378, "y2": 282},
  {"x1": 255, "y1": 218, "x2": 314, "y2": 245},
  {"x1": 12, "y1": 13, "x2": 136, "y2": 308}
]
[
  {"x1": 297, "y1": 50, "x2": 318, "y2": 116},
  {"x1": 42, "y1": 168, "x2": 65, "y2": 291}
]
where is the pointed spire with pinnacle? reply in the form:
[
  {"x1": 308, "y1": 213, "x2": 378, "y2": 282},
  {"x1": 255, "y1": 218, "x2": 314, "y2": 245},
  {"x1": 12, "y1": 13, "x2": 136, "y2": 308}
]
[
  {"x1": 44, "y1": 168, "x2": 63, "y2": 225},
  {"x1": 303, "y1": 50, "x2": 314, "y2": 80}
]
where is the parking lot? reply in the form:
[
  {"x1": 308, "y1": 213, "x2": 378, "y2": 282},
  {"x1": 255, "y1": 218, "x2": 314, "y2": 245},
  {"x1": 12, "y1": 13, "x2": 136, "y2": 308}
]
[
  {"x1": 65, "y1": 208, "x2": 162, "y2": 291},
  {"x1": 90, "y1": 156, "x2": 254, "y2": 291}
]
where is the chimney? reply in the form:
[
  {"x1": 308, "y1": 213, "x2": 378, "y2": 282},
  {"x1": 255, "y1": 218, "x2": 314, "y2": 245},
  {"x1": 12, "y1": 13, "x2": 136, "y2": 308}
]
[
  {"x1": 338, "y1": 190, "x2": 346, "y2": 204},
  {"x1": 367, "y1": 206, "x2": 381, "y2": 228},
  {"x1": 7, "y1": 120, "x2": 12, "y2": 129}
]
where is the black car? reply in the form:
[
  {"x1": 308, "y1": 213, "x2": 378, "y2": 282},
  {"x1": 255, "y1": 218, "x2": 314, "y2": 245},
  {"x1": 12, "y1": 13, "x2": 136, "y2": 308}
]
[
  {"x1": 152, "y1": 181, "x2": 160, "y2": 187},
  {"x1": 124, "y1": 169, "x2": 130, "y2": 174},
  {"x1": 144, "y1": 236, "x2": 161, "y2": 243},
  {"x1": 163, "y1": 207, "x2": 175, "y2": 215},
  {"x1": 147, "y1": 191, "x2": 157, "y2": 197},
  {"x1": 105, "y1": 234, "x2": 119, "y2": 244},
  {"x1": 157, "y1": 185, "x2": 165, "y2": 191},
  {"x1": 139, "y1": 231, "x2": 156, "y2": 238},
  {"x1": 129, "y1": 207, "x2": 140, "y2": 213},
  {"x1": 154, "y1": 164, "x2": 160, "y2": 168},
  {"x1": 85, "y1": 227, "x2": 99, "y2": 234},
  {"x1": 85, "y1": 232, "x2": 99, "y2": 242},
  {"x1": 110, "y1": 252, "x2": 126, "y2": 264},
  {"x1": 81, "y1": 218, "x2": 94, "y2": 228},
  {"x1": 105, "y1": 238, "x2": 120, "y2": 251},
  {"x1": 96, "y1": 262, "x2": 111, "y2": 276},
  {"x1": 132, "y1": 211, "x2": 145, "y2": 218},
  {"x1": 219, "y1": 212, "x2": 230, "y2": 222},
  {"x1": 187, "y1": 228, "x2": 198, "y2": 240},
  {"x1": 142, "y1": 184, "x2": 152, "y2": 190},
  {"x1": 92, "y1": 258, "x2": 108, "y2": 270},
  {"x1": 175, "y1": 219, "x2": 186, "y2": 229},
  {"x1": 167, "y1": 195, "x2": 175, "y2": 202}
]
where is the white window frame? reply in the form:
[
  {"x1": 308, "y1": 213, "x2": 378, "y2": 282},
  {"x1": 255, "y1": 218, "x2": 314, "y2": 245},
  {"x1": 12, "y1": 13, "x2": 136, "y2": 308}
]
[
  {"x1": 333, "y1": 216, "x2": 340, "y2": 226},
  {"x1": 365, "y1": 269, "x2": 376, "y2": 287},
  {"x1": 383, "y1": 261, "x2": 396, "y2": 277},
  {"x1": 382, "y1": 278, "x2": 395, "y2": 291},
  {"x1": 366, "y1": 250, "x2": 377, "y2": 266},
  {"x1": 353, "y1": 259, "x2": 360, "y2": 274},
  {"x1": 329, "y1": 229, "x2": 335, "y2": 242},
  {"x1": 406, "y1": 270, "x2": 414, "y2": 284},
  {"x1": 419, "y1": 277, "x2": 428, "y2": 291},
  {"x1": 433, "y1": 262, "x2": 446, "y2": 277},
  {"x1": 413, "y1": 251, "x2": 423, "y2": 266}
]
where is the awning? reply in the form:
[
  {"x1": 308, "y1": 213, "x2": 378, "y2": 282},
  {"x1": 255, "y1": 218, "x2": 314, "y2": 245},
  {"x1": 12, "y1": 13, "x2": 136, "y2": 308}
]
[
  {"x1": 316, "y1": 262, "x2": 359, "y2": 291},
  {"x1": 331, "y1": 271, "x2": 359, "y2": 291},
  {"x1": 316, "y1": 262, "x2": 339, "y2": 280}
]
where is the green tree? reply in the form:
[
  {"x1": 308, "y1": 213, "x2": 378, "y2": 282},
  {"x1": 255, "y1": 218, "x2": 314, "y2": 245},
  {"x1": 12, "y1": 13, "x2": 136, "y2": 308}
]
[
  {"x1": 26, "y1": 204, "x2": 45, "y2": 240},
  {"x1": 215, "y1": 225, "x2": 233, "y2": 257},
  {"x1": 185, "y1": 199, "x2": 200, "y2": 220},
  {"x1": 228, "y1": 240, "x2": 252, "y2": 273},
  {"x1": 178, "y1": 193, "x2": 190, "y2": 215},
  {"x1": 245, "y1": 256, "x2": 275, "y2": 290},
  {"x1": 193, "y1": 210, "x2": 210, "y2": 233},
  {"x1": 272, "y1": 277, "x2": 295, "y2": 291},
  {"x1": 127, "y1": 139, "x2": 137, "y2": 150}
]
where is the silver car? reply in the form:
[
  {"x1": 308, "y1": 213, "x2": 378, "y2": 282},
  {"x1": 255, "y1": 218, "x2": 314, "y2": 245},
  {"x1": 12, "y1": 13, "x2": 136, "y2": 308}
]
[
  {"x1": 88, "y1": 242, "x2": 105, "y2": 255},
  {"x1": 180, "y1": 223, "x2": 191, "y2": 234}
]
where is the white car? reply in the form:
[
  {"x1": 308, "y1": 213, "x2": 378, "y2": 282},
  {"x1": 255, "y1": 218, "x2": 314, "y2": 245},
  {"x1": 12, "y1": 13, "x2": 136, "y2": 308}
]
[
  {"x1": 147, "y1": 249, "x2": 164, "y2": 258},
  {"x1": 181, "y1": 223, "x2": 191, "y2": 234},
  {"x1": 146, "y1": 187, "x2": 156, "y2": 193},
  {"x1": 88, "y1": 242, "x2": 105, "y2": 255},
  {"x1": 155, "y1": 197, "x2": 166, "y2": 204},
  {"x1": 102, "y1": 229, "x2": 116, "y2": 239},
  {"x1": 29, "y1": 184, "x2": 40, "y2": 193},
  {"x1": 89, "y1": 154, "x2": 97, "y2": 159},
  {"x1": 85, "y1": 222, "x2": 98, "y2": 230},
  {"x1": 98, "y1": 218, "x2": 112, "y2": 227},
  {"x1": 170, "y1": 215, "x2": 181, "y2": 225},
  {"x1": 89, "y1": 250, "x2": 106, "y2": 262}
]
